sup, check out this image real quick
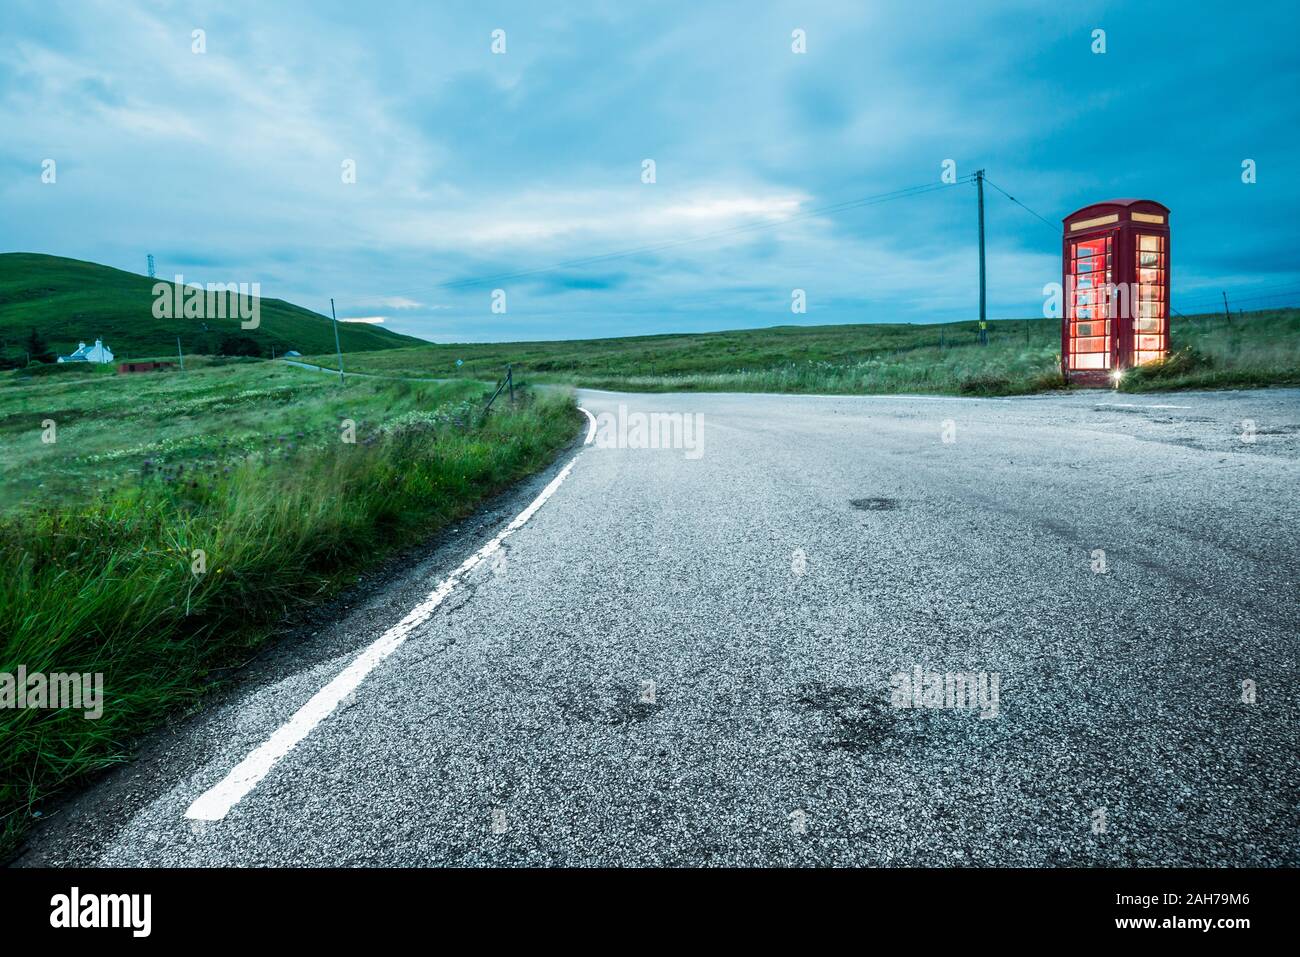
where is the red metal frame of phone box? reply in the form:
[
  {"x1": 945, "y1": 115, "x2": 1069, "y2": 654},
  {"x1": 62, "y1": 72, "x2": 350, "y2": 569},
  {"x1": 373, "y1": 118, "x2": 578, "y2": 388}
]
[{"x1": 1061, "y1": 199, "x2": 1171, "y2": 386}]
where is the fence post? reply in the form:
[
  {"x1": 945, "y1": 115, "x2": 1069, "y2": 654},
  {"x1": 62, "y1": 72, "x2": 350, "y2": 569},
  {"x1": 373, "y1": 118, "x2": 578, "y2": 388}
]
[{"x1": 483, "y1": 366, "x2": 514, "y2": 415}]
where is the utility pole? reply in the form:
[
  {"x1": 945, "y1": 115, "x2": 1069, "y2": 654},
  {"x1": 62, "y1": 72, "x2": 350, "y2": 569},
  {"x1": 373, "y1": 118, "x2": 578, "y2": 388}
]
[
  {"x1": 1222, "y1": 291, "x2": 1232, "y2": 324},
  {"x1": 176, "y1": 335, "x2": 185, "y2": 371},
  {"x1": 330, "y1": 297, "x2": 345, "y2": 385},
  {"x1": 976, "y1": 169, "x2": 988, "y2": 346}
]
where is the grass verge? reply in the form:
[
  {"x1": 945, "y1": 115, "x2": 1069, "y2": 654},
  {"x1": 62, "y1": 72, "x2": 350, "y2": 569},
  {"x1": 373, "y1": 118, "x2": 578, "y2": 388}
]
[{"x1": 0, "y1": 366, "x2": 577, "y2": 857}]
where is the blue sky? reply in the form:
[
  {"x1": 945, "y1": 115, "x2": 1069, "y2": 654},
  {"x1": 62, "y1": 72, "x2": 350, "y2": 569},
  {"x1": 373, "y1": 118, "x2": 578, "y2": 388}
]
[{"x1": 3, "y1": 0, "x2": 1298, "y2": 342}]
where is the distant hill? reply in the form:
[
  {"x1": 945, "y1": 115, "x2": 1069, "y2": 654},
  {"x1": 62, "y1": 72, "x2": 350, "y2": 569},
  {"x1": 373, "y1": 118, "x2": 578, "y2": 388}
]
[{"x1": 0, "y1": 253, "x2": 427, "y2": 361}]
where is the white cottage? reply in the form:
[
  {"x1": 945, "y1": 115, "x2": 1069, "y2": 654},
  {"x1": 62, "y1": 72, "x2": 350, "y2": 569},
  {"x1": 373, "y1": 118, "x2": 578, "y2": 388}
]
[{"x1": 57, "y1": 338, "x2": 114, "y2": 364}]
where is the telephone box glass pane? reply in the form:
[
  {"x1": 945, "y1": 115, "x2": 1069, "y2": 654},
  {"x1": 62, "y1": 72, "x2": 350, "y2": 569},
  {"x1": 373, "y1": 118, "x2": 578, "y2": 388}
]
[
  {"x1": 1132, "y1": 234, "x2": 1168, "y2": 366},
  {"x1": 1074, "y1": 353, "x2": 1107, "y2": 370}
]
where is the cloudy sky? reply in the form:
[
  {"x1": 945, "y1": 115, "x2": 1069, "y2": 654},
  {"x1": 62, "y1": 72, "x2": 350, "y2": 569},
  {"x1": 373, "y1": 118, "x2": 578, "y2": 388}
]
[{"x1": 3, "y1": 0, "x2": 1297, "y2": 342}]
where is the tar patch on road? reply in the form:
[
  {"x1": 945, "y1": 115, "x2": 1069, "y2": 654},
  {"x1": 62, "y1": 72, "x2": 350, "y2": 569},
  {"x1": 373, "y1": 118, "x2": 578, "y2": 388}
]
[
  {"x1": 849, "y1": 497, "x2": 901, "y2": 511},
  {"x1": 560, "y1": 680, "x2": 662, "y2": 728},
  {"x1": 793, "y1": 681, "x2": 994, "y2": 753}
]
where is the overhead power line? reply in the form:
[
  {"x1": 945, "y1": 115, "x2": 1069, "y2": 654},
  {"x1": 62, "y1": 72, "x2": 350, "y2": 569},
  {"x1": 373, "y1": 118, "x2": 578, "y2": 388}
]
[
  {"x1": 1178, "y1": 287, "x2": 1300, "y2": 310},
  {"x1": 981, "y1": 174, "x2": 1061, "y2": 236},
  {"x1": 1177, "y1": 280, "x2": 1300, "y2": 303}
]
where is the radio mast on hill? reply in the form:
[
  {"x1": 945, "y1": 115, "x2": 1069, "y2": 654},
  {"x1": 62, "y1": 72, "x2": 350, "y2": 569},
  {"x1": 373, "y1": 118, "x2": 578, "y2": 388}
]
[{"x1": 147, "y1": 253, "x2": 155, "y2": 279}]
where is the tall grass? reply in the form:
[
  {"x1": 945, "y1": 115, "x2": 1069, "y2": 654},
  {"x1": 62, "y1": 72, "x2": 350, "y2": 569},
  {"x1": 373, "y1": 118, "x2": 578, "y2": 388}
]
[
  {"x1": 571, "y1": 342, "x2": 1065, "y2": 395},
  {"x1": 1122, "y1": 309, "x2": 1300, "y2": 391},
  {"x1": 0, "y1": 379, "x2": 576, "y2": 856}
]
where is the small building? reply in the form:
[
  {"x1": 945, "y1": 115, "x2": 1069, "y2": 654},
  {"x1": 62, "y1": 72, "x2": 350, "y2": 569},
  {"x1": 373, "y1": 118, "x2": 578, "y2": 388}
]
[
  {"x1": 118, "y1": 361, "x2": 175, "y2": 374},
  {"x1": 1062, "y1": 199, "x2": 1171, "y2": 385},
  {"x1": 57, "y1": 338, "x2": 114, "y2": 364}
]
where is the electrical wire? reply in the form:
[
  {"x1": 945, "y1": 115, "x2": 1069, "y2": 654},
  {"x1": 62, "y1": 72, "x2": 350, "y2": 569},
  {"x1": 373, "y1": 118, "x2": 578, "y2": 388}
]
[{"x1": 981, "y1": 174, "x2": 1061, "y2": 236}]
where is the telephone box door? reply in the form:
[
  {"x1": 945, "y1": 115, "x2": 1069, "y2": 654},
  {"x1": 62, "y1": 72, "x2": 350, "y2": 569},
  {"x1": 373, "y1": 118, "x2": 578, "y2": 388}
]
[{"x1": 1066, "y1": 232, "x2": 1116, "y2": 376}]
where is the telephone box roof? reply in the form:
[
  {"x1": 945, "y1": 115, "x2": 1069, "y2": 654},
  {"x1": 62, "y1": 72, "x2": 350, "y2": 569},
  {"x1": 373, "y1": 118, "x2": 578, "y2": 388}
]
[{"x1": 1063, "y1": 198, "x2": 1170, "y2": 223}]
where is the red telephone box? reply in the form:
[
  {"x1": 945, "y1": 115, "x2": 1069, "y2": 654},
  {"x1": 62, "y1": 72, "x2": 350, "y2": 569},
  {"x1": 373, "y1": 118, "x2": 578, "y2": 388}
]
[{"x1": 1062, "y1": 198, "x2": 1170, "y2": 385}]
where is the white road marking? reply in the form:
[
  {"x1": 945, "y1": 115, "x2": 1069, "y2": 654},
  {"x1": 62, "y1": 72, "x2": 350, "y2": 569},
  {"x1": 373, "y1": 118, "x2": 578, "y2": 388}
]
[
  {"x1": 578, "y1": 406, "x2": 597, "y2": 444},
  {"x1": 185, "y1": 454, "x2": 583, "y2": 821},
  {"x1": 1098, "y1": 402, "x2": 1192, "y2": 410}
]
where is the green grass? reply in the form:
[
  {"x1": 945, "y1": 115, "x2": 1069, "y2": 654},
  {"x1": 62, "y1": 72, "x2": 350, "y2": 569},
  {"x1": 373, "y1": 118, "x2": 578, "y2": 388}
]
[
  {"x1": 0, "y1": 360, "x2": 577, "y2": 856},
  {"x1": 315, "y1": 308, "x2": 1300, "y2": 396},
  {"x1": 0, "y1": 252, "x2": 426, "y2": 361},
  {"x1": 1120, "y1": 309, "x2": 1300, "y2": 391}
]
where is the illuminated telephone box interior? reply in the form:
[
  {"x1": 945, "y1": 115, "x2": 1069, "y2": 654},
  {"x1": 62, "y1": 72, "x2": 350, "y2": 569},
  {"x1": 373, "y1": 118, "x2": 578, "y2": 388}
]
[{"x1": 1062, "y1": 199, "x2": 1170, "y2": 384}]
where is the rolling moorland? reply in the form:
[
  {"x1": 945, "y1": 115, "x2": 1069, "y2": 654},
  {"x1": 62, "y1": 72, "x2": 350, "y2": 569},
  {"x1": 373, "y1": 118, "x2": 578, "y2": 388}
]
[
  {"x1": 5, "y1": 252, "x2": 1296, "y2": 394},
  {"x1": 311, "y1": 308, "x2": 1300, "y2": 396}
]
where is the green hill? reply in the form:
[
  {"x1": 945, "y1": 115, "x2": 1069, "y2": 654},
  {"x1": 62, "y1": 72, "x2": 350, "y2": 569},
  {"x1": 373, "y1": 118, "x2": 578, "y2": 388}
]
[{"x1": 0, "y1": 253, "x2": 427, "y2": 362}]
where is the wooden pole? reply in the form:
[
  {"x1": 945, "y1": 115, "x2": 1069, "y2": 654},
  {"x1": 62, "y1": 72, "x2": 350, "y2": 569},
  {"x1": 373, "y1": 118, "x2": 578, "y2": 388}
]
[{"x1": 976, "y1": 169, "x2": 987, "y2": 346}]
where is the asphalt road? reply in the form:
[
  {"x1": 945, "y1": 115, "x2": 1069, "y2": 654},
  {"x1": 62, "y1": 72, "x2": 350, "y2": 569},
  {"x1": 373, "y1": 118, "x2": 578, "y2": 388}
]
[{"x1": 15, "y1": 387, "x2": 1300, "y2": 866}]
